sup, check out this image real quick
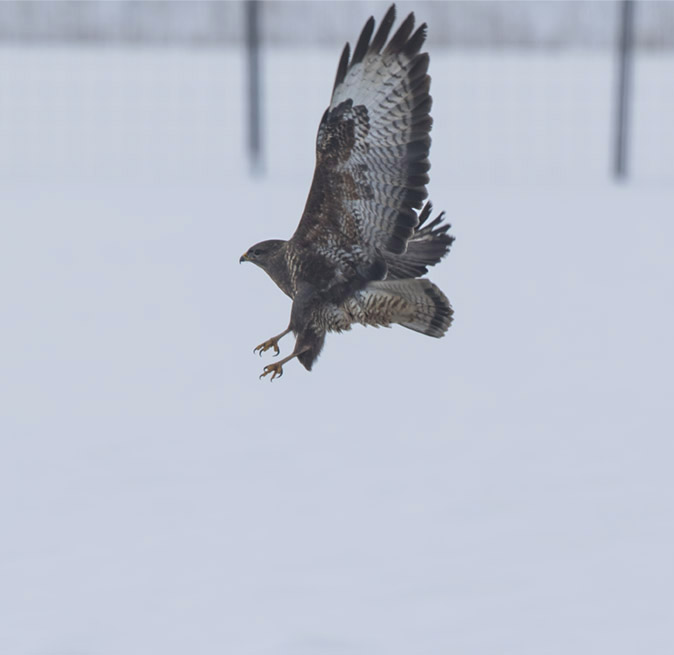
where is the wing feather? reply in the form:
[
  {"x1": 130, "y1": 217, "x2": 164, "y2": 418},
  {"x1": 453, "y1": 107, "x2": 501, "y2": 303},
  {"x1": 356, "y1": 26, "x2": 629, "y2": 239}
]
[
  {"x1": 332, "y1": 43, "x2": 350, "y2": 95},
  {"x1": 292, "y1": 4, "x2": 434, "y2": 286},
  {"x1": 369, "y1": 4, "x2": 396, "y2": 54},
  {"x1": 384, "y1": 11, "x2": 416, "y2": 55},
  {"x1": 352, "y1": 16, "x2": 375, "y2": 66},
  {"x1": 384, "y1": 202, "x2": 455, "y2": 280}
]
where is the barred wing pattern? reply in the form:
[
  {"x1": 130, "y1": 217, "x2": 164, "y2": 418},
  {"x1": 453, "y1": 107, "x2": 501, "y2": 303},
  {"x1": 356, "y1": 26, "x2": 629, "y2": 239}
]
[
  {"x1": 291, "y1": 5, "x2": 433, "y2": 283},
  {"x1": 241, "y1": 4, "x2": 454, "y2": 379}
]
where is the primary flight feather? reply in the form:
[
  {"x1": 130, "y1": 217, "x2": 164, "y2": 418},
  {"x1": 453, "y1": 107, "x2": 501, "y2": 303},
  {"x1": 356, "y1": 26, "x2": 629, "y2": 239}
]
[{"x1": 240, "y1": 4, "x2": 454, "y2": 380}]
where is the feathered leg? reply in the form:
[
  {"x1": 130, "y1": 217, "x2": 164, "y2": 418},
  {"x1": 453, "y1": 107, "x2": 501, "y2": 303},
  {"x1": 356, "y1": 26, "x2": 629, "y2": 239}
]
[{"x1": 259, "y1": 286, "x2": 326, "y2": 380}]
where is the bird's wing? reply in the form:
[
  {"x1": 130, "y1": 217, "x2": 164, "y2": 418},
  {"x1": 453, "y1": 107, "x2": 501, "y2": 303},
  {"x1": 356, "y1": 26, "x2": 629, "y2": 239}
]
[
  {"x1": 384, "y1": 202, "x2": 454, "y2": 280},
  {"x1": 291, "y1": 5, "x2": 433, "y2": 282}
]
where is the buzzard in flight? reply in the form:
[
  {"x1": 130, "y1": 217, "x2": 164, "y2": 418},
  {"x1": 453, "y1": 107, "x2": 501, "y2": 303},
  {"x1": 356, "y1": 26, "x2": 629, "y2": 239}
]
[{"x1": 241, "y1": 4, "x2": 454, "y2": 380}]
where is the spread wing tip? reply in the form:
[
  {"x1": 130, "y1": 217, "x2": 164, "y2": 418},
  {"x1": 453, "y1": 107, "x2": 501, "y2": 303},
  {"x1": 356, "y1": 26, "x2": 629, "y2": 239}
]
[
  {"x1": 404, "y1": 23, "x2": 428, "y2": 58},
  {"x1": 370, "y1": 4, "x2": 397, "y2": 54},
  {"x1": 333, "y1": 5, "x2": 428, "y2": 89},
  {"x1": 352, "y1": 16, "x2": 375, "y2": 65},
  {"x1": 384, "y1": 11, "x2": 416, "y2": 55}
]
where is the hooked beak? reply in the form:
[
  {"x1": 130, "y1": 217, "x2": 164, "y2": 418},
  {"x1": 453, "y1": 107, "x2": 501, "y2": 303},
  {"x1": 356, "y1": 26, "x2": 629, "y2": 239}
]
[{"x1": 239, "y1": 252, "x2": 249, "y2": 264}]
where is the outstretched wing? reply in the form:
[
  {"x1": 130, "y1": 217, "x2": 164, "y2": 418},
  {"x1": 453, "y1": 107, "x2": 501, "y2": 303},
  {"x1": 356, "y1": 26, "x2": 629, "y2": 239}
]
[{"x1": 291, "y1": 4, "x2": 432, "y2": 282}]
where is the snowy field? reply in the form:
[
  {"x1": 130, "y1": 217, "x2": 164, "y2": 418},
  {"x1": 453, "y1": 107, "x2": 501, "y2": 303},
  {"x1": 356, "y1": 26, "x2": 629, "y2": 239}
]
[{"x1": 2, "y1": 44, "x2": 674, "y2": 654}]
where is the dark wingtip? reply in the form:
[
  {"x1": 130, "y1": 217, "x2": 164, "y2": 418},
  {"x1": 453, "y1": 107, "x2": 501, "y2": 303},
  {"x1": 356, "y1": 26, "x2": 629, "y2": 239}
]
[
  {"x1": 337, "y1": 5, "x2": 427, "y2": 91},
  {"x1": 369, "y1": 4, "x2": 397, "y2": 54},
  {"x1": 404, "y1": 23, "x2": 427, "y2": 57},
  {"x1": 352, "y1": 16, "x2": 375, "y2": 65},
  {"x1": 333, "y1": 42, "x2": 350, "y2": 94},
  {"x1": 384, "y1": 11, "x2": 415, "y2": 55}
]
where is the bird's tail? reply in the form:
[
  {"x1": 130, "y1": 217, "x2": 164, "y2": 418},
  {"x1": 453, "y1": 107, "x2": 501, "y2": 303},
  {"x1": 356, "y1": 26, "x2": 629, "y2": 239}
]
[{"x1": 348, "y1": 279, "x2": 453, "y2": 338}]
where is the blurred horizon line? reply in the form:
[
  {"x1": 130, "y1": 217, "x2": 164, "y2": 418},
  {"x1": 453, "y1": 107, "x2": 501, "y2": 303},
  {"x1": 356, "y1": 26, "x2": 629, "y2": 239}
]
[{"x1": 2, "y1": 1, "x2": 674, "y2": 51}]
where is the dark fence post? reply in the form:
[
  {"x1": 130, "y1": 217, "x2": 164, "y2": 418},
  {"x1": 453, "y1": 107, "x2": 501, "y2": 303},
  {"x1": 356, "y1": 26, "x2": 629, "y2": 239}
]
[
  {"x1": 614, "y1": 0, "x2": 635, "y2": 180},
  {"x1": 246, "y1": 0, "x2": 263, "y2": 175}
]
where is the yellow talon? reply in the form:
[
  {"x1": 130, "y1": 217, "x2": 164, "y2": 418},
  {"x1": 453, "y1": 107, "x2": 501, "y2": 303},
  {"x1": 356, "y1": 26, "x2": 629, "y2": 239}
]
[
  {"x1": 259, "y1": 362, "x2": 284, "y2": 381},
  {"x1": 254, "y1": 338, "x2": 281, "y2": 357}
]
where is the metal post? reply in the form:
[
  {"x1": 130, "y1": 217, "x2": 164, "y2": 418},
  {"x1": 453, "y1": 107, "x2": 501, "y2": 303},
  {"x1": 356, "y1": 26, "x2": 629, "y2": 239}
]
[
  {"x1": 246, "y1": 0, "x2": 263, "y2": 175},
  {"x1": 614, "y1": 0, "x2": 635, "y2": 180}
]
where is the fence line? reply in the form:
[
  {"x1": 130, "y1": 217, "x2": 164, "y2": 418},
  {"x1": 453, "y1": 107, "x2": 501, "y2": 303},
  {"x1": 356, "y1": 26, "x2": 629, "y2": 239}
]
[{"x1": 614, "y1": 0, "x2": 635, "y2": 180}]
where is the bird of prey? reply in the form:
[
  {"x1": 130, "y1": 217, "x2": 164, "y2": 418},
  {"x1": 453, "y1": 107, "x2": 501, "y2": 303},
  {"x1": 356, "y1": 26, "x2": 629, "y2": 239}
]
[{"x1": 240, "y1": 4, "x2": 454, "y2": 380}]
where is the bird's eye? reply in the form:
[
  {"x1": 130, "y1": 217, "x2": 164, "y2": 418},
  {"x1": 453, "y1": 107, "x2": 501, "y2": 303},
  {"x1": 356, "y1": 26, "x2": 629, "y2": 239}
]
[{"x1": 253, "y1": 249, "x2": 262, "y2": 255}]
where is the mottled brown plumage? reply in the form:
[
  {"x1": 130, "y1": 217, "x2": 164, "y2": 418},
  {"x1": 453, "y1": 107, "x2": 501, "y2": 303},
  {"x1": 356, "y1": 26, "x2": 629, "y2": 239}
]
[{"x1": 240, "y1": 4, "x2": 454, "y2": 380}]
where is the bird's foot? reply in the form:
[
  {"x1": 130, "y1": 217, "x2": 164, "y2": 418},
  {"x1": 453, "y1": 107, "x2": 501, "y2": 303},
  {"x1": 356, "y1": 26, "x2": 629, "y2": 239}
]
[
  {"x1": 254, "y1": 336, "x2": 281, "y2": 357},
  {"x1": 259, "y1": 362, "x2": 284, "y2": 381}
]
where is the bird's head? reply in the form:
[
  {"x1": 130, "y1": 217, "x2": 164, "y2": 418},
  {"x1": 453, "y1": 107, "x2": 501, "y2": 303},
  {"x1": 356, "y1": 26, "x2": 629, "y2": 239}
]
[{"x1": 239, "y1": 239, "x2": 286, "y2": 271}]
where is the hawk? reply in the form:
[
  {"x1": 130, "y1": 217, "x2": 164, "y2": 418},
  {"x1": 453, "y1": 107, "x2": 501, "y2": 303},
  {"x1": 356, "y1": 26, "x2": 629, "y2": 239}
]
[{"x1": 240, "y1": 4, "x2": 454, "y2": 380}]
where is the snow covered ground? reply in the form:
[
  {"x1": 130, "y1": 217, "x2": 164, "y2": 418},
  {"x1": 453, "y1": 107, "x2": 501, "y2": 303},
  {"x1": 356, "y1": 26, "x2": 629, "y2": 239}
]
[{"x1": 1, "y1": 44, "x2": 673, "y2": 654}]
